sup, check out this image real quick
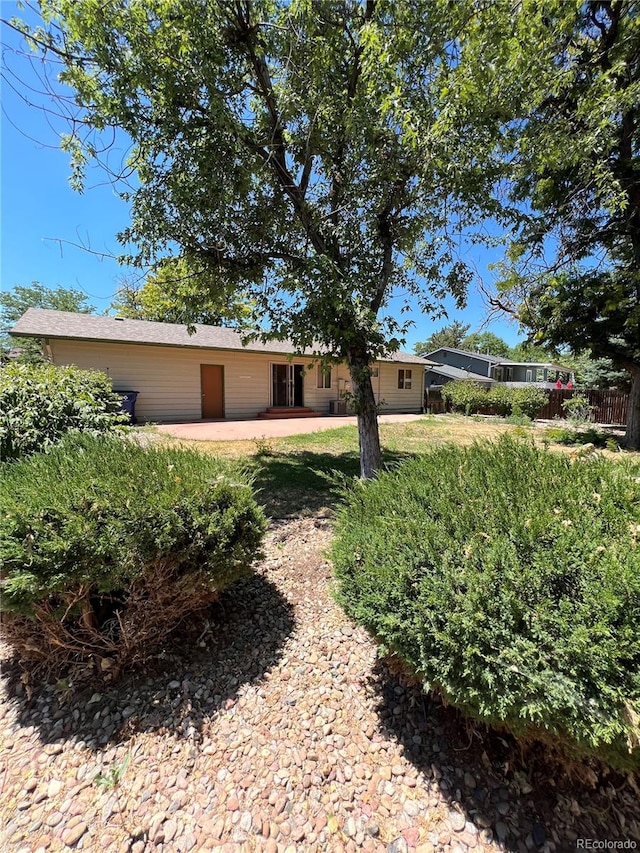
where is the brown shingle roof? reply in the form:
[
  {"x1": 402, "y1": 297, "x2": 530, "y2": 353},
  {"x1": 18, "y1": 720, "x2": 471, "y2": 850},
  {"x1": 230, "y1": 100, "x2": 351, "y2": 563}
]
[{"x1": 11, "y1": 309, "x2": 432, "y2": 365}]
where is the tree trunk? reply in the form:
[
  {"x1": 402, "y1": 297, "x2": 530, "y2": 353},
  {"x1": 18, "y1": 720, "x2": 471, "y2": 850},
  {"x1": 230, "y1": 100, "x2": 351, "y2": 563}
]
[
  {"x1": 347, "y1": 348, "x2": 383, "y2": 478},
  {"x1": 624, "y1": 366, "x2": 640, "y2": 450}
]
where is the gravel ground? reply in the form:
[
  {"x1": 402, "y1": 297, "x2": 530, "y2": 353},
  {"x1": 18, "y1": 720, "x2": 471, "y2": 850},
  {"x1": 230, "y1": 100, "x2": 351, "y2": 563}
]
[{"x1": 1, "y1": 517, "x2": 639, "y2": 853}]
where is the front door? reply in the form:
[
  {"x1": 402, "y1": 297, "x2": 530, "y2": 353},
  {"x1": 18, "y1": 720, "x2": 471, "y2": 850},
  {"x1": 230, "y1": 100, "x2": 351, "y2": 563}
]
[
  {"x1": 201, "y1": 364, "x2": 224, "y2": 418},
  {"x1": 271, "y1": 363, "x2": 304, "y2": 407}
]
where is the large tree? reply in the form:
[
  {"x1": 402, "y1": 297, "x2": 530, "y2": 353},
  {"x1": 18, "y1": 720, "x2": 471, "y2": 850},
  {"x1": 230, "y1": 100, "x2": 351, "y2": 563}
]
[
  {"x1": 111, "y1": 257, "x2": 253, "y2": 326},
  {"x1": 7, "y1": 0, "x2": 504, "y2": 476},
  {"x1": 474, "y1": 1, "x2": 640, "y2": 447},
  {"x1": 0, "y1": 281, "x2": 95, "y2": 361},
  {"x1": 413, "y1": 321, "x2": 471, "y2": 355},
  {"x1": 460, "y1": 331, "x2": 510, "y2": 358}
]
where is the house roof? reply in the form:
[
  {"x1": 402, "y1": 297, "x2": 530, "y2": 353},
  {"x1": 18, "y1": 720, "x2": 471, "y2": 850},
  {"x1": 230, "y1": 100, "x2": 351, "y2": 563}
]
[
  {"x1": 426, "y1": 364, "x2": 494, "y2": 384},
  {"x1": 421, "y1": 346, "x2": 516, "y2": 365},
  {"x1": 494, "y1": 360, "x2": 572, "y2": 372},
  {"x1": 11, "y1": 308, "x2": 432, "y2": 365}
]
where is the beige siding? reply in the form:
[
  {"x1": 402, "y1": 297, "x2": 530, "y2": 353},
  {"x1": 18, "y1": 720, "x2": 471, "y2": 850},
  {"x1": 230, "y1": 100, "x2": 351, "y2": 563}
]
[
  {"x1": 49, "y1": 340, "x2": 424, "y2": 421},
  {"x1": 52, "y1": 340, "x2": 262, "y2": 421},
  {"x1": 375, "y1": 362, "x2": 423, "y2": 413}
]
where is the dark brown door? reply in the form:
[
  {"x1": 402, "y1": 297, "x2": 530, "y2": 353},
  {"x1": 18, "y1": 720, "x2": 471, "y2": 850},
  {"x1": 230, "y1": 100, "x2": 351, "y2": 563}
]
[{"x1": 201, "y1": 365, "x2": 224, "y2": 418}]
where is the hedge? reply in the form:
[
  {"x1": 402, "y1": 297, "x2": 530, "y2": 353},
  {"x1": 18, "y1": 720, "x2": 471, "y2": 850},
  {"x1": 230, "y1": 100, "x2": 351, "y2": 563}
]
[
  {"x1": 332, "y1": 437, "x2": 640, "y2": 771},
  {"x1": 441, "y1": 379, "x2": 549, "y2": 419},
  {"x1": 0, "y1": 433, "x2": 267, "y2": 680}
]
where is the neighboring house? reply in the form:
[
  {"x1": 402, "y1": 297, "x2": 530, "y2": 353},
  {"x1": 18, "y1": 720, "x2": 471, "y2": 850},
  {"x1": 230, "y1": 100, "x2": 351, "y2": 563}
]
[
  {"x1": 422, "y1": 346, "x2": 574, "y2": 390},
  {"x1": 11, "y1": 309, "x2": 431, "y2": 423}
]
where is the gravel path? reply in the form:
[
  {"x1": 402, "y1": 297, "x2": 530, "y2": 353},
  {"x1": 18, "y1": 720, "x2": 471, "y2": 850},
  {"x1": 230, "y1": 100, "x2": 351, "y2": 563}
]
[{"x1": 1, "y1": 518, "x2": 639, "y2": 853}]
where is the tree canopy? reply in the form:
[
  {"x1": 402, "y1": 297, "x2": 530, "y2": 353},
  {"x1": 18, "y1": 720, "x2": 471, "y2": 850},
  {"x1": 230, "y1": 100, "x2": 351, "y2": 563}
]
[
  {"x1": 460, "y1": 331, "x2": 511, "y2": 358},
  {"x1": 111, "y1": 258, "x2": 253, "y2": 327},
  {"x1": 7, "y1": 0, "x2": 506, "y2": 476},
  {"x1": 473, "y1": 0, "x2": 640, "y2": 446},
  {"x1": 413, "y1": 321, "x2": 471, "y2": 354},
  {"x1": 0, "y1": 281, "x2": 95, "y2": 361}
]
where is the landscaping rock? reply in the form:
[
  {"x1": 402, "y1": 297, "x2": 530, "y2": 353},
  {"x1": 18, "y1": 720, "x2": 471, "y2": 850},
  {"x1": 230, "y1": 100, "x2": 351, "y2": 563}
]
[{"x1": 0, "y1": 516, "x2": 638, "y2": 853}]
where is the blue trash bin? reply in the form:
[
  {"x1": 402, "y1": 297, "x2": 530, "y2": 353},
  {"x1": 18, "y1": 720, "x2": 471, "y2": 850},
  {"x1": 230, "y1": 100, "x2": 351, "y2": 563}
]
[{"x1": 114, "y1": 390, "x2": 139, "y2": 424}]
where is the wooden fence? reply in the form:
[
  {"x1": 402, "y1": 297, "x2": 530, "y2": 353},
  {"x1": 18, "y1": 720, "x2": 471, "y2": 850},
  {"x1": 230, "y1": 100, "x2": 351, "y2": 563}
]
[
  {"x1": 537, "y1": 389, "x2": 629, "y2": 425},
  {"x1": 425, "y1": 387, "x2": 629, "y2": 425}
]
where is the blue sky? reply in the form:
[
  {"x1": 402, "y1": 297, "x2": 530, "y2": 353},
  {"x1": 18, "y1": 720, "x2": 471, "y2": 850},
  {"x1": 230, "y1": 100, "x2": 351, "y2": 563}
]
[{"x1": 1, "y1": 3, "x2": 524, "y2": 350}]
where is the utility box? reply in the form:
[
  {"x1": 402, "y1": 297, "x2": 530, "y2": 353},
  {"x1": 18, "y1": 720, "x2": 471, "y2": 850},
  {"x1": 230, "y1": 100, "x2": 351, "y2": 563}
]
[
  {"x1": 329, "y1": 399, "x2": 347, "y2": 416},
  {"x1": 114, "y1": 390, "x2": 139, "y2": 424}
]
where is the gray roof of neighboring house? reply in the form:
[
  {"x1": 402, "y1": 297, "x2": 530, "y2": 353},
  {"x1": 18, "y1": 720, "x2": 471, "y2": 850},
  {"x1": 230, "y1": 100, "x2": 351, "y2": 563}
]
[
  {"x1": 422, "y1": 346, "x2": 517, "y2": 365},
  {"x1": 495, "y1": 360, "x2": 573, "y2": 372},
  {"x1": 11, "y1": 308, "x2": 432, "y2": 365},
  {"x1": 426, "y1": 364, "x2": 493, "y2": 383}
]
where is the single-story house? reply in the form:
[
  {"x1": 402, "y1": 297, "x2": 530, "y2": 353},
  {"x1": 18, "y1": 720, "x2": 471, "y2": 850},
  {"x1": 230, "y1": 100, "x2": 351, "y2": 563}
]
[
  {"x1": 11, "y1": 308, "x2": 432, "y2": 423},
  {"x1": 422, "y1": 346, "x2": 574, "y2": 390}
]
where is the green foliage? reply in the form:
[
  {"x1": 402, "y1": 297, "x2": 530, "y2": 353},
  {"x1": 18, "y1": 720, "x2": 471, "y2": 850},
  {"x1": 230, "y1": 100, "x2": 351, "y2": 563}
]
[
  {"x1": 460, "y1": 331, "x2": 510, "y2": 358},
  {"x1": 0, "y1": 433, "x2": 267, "y2": 678},
  {"x1": 544, "y1": 427, "x2": 608, "y2": 449},
  {"x1": 470, "y1": 2, "x2": 640, "y2": 445},
  {"x1": 562, "y1": 394, "x2": 596, "y2": 427},
  {"x1": 332, "y1": 437, "x2": 640, "y2": 770},
  {"x1": 508, "y1": 341, "x2": 558, "y2": 363},
  {"x1": 111, "y1": 258, "x2": 253, "y2": 328},
  {"x1": 560, "y1": 352, "x2": 630, "y2": 392},
  {"x1": 0, "y1": 362, "x2": 127, "y2": 461},
  {"x1": 94, "y1": 754, "x2": 130, "y2": 791},
  {"x1": 441, "y1": 380, "x2": 488, "y2": 415},
  {"x1": 0, "y1": 281, "x2": 95, "y2": 361},
  {"x1": 486, "y1": 384, "x2": 512, "y2": 417},
  {"x1": 442, "y1": 380, "x2": 548, "y2": 420},
  {"x1": 414, "y1": 321, "x2": 471, "y2": 355},
  {"x1": 509, "y1": 386, "x2": 549, "y2": 419},
  {"x1": 14, "y1": 0, "x2": 511, "y2": 476}
]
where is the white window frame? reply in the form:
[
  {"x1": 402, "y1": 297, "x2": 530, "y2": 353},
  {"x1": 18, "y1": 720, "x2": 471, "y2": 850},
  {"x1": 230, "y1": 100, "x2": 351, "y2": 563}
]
[
  {"x1": 316, "y1": 365, "x2": 332, "y2": 389},
  {"x1": 398, "y1": 368, "x2": 413, "y2": 390}
]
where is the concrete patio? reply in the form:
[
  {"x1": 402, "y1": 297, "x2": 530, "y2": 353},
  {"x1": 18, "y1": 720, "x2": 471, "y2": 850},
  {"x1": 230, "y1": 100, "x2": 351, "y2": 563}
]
[{"x1": 155, "y1": 412, "x2": 425, "y2": 441}]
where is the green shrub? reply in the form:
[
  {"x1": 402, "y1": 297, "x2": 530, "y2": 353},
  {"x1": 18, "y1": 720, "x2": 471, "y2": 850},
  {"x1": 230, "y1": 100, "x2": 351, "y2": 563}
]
[
  {"x1": 562, "y1": 393, "x2": 596, "y2": 426},
  {"x1": 486, "y1": 384, "x2": 512, "y2": 417},
  {"x1": 0, "y1": 433, "x2": 267, "y2": 680},
  {"x1": 0, "y1": 362, "x2": 127, "y2": 461},
  {"x1": 544, "y1": 426, "x2": 607, "y2": 448},
  {"x1": 443, "y1": 381, "x2": 548, "y2": 420},
  {"x1": 332, "y1": 436, "x2": 640, "y2": 771},
  {"x1": 510, "y1": 385, "x2": 549, "y2": 419},
  {"x1": 441, "y1": 380, "x2": 488, "y2": 414}
]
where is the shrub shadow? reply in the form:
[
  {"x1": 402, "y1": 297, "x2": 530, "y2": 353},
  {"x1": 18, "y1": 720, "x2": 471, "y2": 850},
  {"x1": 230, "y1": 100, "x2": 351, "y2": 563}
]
[
  {"x1": 1, "y1": 573, "x2": 295, "y2": 751},
  {"x1": 373, "y1": 658, "x2": 640, "y2": 851}
]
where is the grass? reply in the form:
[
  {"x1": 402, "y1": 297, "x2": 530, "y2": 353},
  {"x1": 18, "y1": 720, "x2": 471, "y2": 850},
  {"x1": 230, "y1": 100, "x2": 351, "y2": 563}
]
[
  {"x1": 160, "y1": 415, "x2": 530, "y2": 516},
  {"x1": 154, "y1": 414, "x2": 634, "y2": 517}
]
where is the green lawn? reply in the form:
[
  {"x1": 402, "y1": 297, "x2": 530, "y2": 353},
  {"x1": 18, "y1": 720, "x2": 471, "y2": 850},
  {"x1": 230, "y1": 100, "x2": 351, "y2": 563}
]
[
  {"x1": 167, "y1": 415, "x2": 526, "y2": 517},
  {"x1": 158, "y1": 414, "x2": 634, "y2": 517}
]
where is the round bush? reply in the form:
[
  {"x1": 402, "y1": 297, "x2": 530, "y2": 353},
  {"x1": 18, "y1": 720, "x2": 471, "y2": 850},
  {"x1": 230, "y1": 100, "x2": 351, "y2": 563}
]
[
  {"x1": 441, "y1": 379, "x2": 488, "y2": 414},
  {"x1": 0, "y1": 433, "x2": 267, "y2": 680},
  {"x1": 510, "y1": 385, "x2": 548, "y2": 419},
  {"x1": 0, "y1": 361, "x2": 127, "y2": 461},
  {"x1": 332, "y1": 436, "x2": 640, "y2": 770}
]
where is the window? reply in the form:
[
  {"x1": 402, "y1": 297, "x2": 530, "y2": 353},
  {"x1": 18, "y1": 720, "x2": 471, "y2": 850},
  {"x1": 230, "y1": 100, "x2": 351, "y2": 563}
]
[
  {"x1": 371, "y1": 367, "x2": 379, "y2": 378},
  {"x1": 525, "y1": 369, "x2": 533, "y2": 382},
  {"x1": 398, "y1": 368, "x2": 412, "y2": 390},
  {"x1": 317, "y1": 365, "x2": 332, "y2": 389},
  {"x1": 505, "y1": 367, "x2": 513, "y2": 381},
  {"x1": 536, "y1": 368, "x2": 545, "y2": 382},
  {"x1": 494, "y1": 367, "x2": 503, "y2": 381}
]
